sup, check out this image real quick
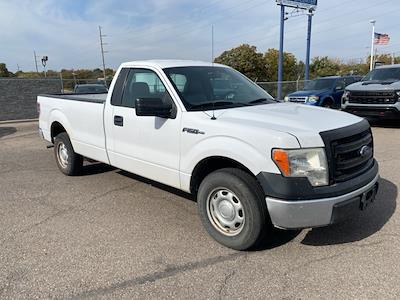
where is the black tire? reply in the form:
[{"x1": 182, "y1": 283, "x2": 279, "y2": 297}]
[
  {"x1": 322, "y1": 98, "x2": 334, "y2": 108},
  {"x1": 197, "y1": 168, "x2": 270, "y2": 250},
  {"x1": 53, "y1": 132, "x2": 83, "y2": 176}
]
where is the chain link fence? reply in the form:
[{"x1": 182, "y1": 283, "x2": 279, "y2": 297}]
[
  {"x1": 0, "y1": 76, "x2": 309, "y2": 121},
  {"x1": 59, "y1": 78, "x2": 112, "y2": 92},
  {"x1": 257, "y1": 80, "x2": 310, "y2": 99}
]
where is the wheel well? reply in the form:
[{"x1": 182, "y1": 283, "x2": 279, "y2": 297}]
[
  {"x1": 190, "y1": 156, "x2": 255, "y2": 195},
  {"x1": 322, "y1": 97, "x2": 334, "y2": 105},
  {"x1": 50, "y1": 122, "x2": 66, "y2": 143}
]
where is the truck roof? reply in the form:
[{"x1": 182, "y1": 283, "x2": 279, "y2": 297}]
[
  {"x1": 120, "y1": 60, "x2": 227, "y2": 69},
  {"x1": 376, "y1": 64, "x2": 400, "y2": 69}
]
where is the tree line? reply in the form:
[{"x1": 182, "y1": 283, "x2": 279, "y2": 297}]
[
  {"x1": 1, "y1": 44, "x2": 399, "y2": 82},
  {"x1": 214, "y1": 44, "x2": 400, "y2": 82},
  {"x1": 0, "y1": 63, "x2": 114, "y2": 81}
]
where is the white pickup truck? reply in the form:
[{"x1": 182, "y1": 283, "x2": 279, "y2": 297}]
[{"x1": 38, "y1": 60, "x2": 379, "y2": 250}]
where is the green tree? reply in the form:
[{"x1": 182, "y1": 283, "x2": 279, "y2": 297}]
[
  {"x1": 263, "y1": 48, "x2": 299, "y2": 81},
  {"x1": 214, "y1": 44, "x2": 266, "y2": 81},
  {"x1": 0, "y1": 63, "x2": 11, "y2": 77},
  {"x1": 310, "y1": 56, "x2": 341, "y2": 78}
]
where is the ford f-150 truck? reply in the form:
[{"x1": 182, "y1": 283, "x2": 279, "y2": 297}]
[
  {"x1": 38, "y1": 60, "x2": 379, "y2": 250},
  {"x1": 342, "y1": 64, "x2": 400, "y2": 120}
]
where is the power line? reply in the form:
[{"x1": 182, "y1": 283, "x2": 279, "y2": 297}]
[
  {"x1": 212, "y1": 0, "x2": 396, "y2": 56},
  {"x1": 126, "y1": 0, "x2": 263, "y2": 43}
]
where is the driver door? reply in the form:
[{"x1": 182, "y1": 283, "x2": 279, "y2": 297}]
[{"x1": 108, "y1": 68, "x2": 181, "y2": 189}]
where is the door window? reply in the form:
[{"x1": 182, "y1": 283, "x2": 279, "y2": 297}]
[
  {"x1": 121, "y1": 69, "x2": 170, "y2": 108},
  {"x1": 335, "y1": 79, "x2": 346, "y2": 90}
]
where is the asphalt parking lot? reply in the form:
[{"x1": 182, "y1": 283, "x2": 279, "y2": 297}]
[{"x1": 0, "y1": 121, "x2": 399, "y2": 299}]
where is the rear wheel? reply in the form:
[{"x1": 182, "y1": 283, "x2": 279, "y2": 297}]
[
  {"x1": 54, "y1": 132, "x2": 83, "y2": 176},
  {"x1": 197, "y1": 168, "x2": 270, "y2": 250}
]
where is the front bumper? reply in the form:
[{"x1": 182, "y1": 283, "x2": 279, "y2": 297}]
[
  {"x1": 344, "y1": 106, "x2": 400, "y2": 119},
  {"x1": 265, "y1": 173, "x2": 379, "y2": 229}
]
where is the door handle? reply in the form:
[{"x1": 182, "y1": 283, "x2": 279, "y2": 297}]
[{"x1": 114, "y1": 115, "x2": 124, "y2": 126}]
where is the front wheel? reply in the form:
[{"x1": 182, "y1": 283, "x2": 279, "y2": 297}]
[
  {"x1": 54, "y1": 132, "x2": 83, "y2": 176},
  {"x1": 197, "y1": 168, "x2": 270, "y2": 250}
]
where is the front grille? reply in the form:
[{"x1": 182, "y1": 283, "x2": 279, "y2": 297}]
[
  {"x1": 348, "y1": 90, "x2": 398, "y2": 105},
  {"x1": 289, "y1": 96, "x2": 307, "y2": 103},
  {"x1": 320, "y1": 120, "x2": 374, "y2": 183}
]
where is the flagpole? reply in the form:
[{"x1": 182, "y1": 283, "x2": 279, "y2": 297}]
[{"x1": 370, "y1": 20, "x2": 376, "y2": 71}]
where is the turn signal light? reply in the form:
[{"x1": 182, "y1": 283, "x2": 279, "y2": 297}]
[{"x1": 272, "y1": 149, "x2": 290, "y2": 176}]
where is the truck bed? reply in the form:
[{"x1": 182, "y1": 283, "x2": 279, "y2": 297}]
[
  {"x1": 38, "y1": 93, "x2": 109, "y2": 164},
  {"x1": 39, "y1": 93, "x2": 107, "y2": 104}
]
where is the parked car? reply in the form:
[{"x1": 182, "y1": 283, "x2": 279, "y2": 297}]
[
  {"x1": 74, "y1": 84, "x2": 108, "y2": 94},
  {"x1": 37, "y1": 60, "x2": 379, "y2": 250},
  {"x1": 284, "y1": 76, "x2": 362, "y2": 108},
  {"x1": 342, "y1": 64, "x2": 400, "y2": 120}
]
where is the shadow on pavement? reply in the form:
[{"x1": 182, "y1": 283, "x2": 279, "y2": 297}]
[
  {"x1": 79, "y1": 162, "x2": 116, "y2": 176},
  {"x1": 252, "y1": 228, "x2": 301, "y2": 251},
  {"x1": 116, "y1": 170, "x2": 196, "y2": 201},
  {"x1": 301, "y1": 178, "x2": 397, "y2": 246},
  {"x1": 0, "y1": 127, "x2": 17, "y2": 138}
]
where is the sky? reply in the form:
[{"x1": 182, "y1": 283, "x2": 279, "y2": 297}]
[{"x1": 1, "y1": 0, "x2": 399, "y2": 72}]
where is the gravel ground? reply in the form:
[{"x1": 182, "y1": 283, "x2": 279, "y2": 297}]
[{"x1": 0, "y1": 121, "x2": 399, "y2": 299}]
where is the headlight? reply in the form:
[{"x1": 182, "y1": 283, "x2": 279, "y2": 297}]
[
  {"x1": 306, "y1": 96, "x2": 319, "y2": 104},
  {"x1": 272, "y1": 148, "x2": 329, "y2": 187},
  {"x1": 284, "y1": 96, "x2": 289, "y2": 102},
  {"x1": 396, "y1": 91, "x2": 400, "y2": 97},
  {"x1": 342, "y1": 90, "x2": 351, "y2": 101}
]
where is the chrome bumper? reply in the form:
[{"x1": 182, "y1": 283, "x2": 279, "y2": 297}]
[{"x1": 265, "y1": 173, "x2": 380, "y2": 229}]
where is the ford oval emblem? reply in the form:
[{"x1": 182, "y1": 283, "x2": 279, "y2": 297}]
[{"x1": 359, "y1": 145, "x2": 371, "y2": 157}]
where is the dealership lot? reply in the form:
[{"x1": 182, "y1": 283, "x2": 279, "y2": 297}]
[{"x1": 0, "y1": 121, "x2": 399, "y2": 299}]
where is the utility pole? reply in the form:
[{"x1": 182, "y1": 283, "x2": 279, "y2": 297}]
[
  {"x1": 277, "y1": 3, "x2": 285, "y2": 101},
  {"x1": 33, "y1": 50, "x2": 39, "y2": 73},
  {"x1": 305, "y1": 8, "x2": 314, "y2": 81},
  {"x1": 391, "y1": 53, "x2": 395, "y2": 65},
  {"x1": 99, "y1": 26, "x2": 108, "y2": 87},
  {"x1": 211, "y1": 25, "x2": 214, "y2": 65},
  {"x1": 369, "y1": 20, "x2": 376, "y2": 71}
]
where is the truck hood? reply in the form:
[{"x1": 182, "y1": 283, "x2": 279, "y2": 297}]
[
  {"x1": 347, "y1": 80, "x2": 400, "y2": 91},
  {"x1": 214, "y1": 103, "x2": 363, "y2": 147},
  {"x1": 288, "y1": 89, "x2": 329, "y2": 97}
]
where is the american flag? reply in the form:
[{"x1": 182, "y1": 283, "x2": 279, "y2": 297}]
[{"x1": 374, "y1": 32, "x2": 390, "y2": 45}]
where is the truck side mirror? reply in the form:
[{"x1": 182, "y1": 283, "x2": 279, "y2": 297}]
[{"x1": 135, "y1": 98, "x2": 173, "y2": 119}]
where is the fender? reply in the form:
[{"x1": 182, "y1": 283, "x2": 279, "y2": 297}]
[
  {"x1": 49, "y1": 108, "x2": 74, "y2": 142},
  {"x1": 179, "y1": 135, "x2": 282, "y2": 192}
]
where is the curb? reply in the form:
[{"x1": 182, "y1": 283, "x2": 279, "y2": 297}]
[{"x1": 0, "y1": 118, "x2": 38, "y2": 125}]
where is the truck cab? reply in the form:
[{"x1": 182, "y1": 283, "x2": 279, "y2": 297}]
[
  {"x1": 342, "y1": 64, "x2": 400, "y2": 120},
  {"x1": 285, "y1": 76, "x2": 361, "y2": 108}
]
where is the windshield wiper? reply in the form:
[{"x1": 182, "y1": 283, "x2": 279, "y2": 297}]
[
  {"x1": 249, "y1": 98, "x2": 269, "y2": 104},
  {"x1": 189, "y1": 101, "x2": 235, "y2": 110}
]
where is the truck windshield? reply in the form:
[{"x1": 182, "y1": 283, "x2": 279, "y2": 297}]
[
  {"x1": 362, "y1": 67, "x2": 400, "y2": 82},
  {"x1": 304, "y1": 79, "x2": 336, "y2": 91},
  {"x1": 163, "y1": 66, "x2": 275, "y2": 111}
]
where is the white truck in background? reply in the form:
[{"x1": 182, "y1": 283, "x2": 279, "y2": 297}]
[{"x1": 38, "y1": 60, "x2": 379, "y2": 250}]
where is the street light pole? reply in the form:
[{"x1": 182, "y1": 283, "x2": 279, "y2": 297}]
[
  {"x1": 369, "y1": 20, "x2": 376, "y2": 71},
  {"x1": 305, "y1": 9, "x2": 314, "y2": 80},
  {"x1": 277, "y1": 3, "x2": 285, "y2": 101}
]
